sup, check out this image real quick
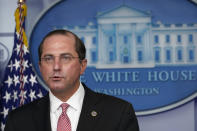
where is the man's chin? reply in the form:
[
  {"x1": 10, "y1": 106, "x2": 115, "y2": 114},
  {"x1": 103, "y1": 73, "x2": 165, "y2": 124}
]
[
  {"x1": 50, "y1": 87, "x2": 66, "y2": 95},
  {"x1": 49, "y1": 84, "x2": 65, "y2": 92}
]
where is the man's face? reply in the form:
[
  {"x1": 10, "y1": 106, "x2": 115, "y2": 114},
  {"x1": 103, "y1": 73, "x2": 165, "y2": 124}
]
[{"x1": 39, "y1": 34, "x2": 87, "y2": 96}]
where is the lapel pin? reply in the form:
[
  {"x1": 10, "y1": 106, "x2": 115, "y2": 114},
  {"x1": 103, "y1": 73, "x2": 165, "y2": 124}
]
[{"x1": 91, "y1": 110, "x2": 98, "y2": 117}]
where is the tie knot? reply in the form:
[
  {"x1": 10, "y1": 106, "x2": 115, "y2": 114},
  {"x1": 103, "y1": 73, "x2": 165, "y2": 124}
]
[{"x1": 60, "y1": 103, "x2": 69, "y2": 114}]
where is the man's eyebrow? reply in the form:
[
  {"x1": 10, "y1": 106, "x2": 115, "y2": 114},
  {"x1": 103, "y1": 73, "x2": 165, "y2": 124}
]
[
  {"x1": 60, "y1": 53, "x2": 73, "y2": 56},
  {"x1": 42, "y1": 53, "x2": 74, "y2": 57},
  {"x1": 43, "y1": 54, "x2": 53, "y2": 57}
]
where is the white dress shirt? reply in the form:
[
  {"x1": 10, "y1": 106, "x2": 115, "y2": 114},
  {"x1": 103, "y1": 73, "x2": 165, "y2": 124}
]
[{"x1": 49, "y1": 82, "x2": 85, "y2": 131}]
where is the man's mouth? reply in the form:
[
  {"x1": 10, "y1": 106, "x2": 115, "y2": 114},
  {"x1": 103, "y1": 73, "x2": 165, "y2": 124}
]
[{"x1": 51, "y1": 76, "x2": 63, "y2": 81}]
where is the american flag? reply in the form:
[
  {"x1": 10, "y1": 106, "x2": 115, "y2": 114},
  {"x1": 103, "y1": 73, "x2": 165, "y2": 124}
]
[{"x1": 0, "y1": 2, "x2": 47, "y2": 131}]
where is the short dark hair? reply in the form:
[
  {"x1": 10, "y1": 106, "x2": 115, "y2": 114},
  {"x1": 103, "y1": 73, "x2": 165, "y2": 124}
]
[{"x1": 38, "y1": 29, "x2": 86, "y2": 61}]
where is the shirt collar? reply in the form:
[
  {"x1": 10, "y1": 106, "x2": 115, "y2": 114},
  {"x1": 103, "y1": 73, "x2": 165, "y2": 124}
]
[{"x1": 49, "y1": 82, "x2": 85, "y2": 113}]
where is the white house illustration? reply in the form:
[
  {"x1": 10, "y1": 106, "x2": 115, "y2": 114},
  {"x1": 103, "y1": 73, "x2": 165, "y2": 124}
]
[
  {"x1": 58, "y1": 5, "x2": 197, "y2": 68},
  {"x1": 0, "y1": 42, "x2": 9, "y2": 69}
]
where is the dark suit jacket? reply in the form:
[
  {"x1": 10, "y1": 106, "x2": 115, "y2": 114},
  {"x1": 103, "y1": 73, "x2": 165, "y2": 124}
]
[{"x1": 5, "y1": 83, "x2": 139, "y2": 131}]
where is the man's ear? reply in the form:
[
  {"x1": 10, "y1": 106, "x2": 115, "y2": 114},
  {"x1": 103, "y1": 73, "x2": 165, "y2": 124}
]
[
  {"x1": 38, "y1": 61, "x2": 41, "y2": 70},
  {"x1": 80, "y1": 59, "x2": 87, "y2": 75}
]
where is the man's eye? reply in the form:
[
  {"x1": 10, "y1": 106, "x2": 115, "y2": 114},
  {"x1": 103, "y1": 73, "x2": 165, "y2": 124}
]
[
  {"x1": 45, "y1": 57, "x2": 53, "y2": 61},
  {"x1": 62, "y1": 56, "x2": 71, "y2": 60}
]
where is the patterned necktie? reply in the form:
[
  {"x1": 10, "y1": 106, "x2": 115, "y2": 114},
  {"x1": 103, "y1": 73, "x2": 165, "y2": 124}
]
[{"x1": 57, "y1": 103, "x2": 72, "y2": 131}]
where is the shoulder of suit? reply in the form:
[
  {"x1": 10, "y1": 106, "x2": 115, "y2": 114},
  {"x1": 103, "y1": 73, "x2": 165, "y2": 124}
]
[
  {"x1": 98, "y1": 91, "x2": 131, "y2": 104},
  {"x1": 86, "y1": 86, "x2": 133, "y2": 107}
]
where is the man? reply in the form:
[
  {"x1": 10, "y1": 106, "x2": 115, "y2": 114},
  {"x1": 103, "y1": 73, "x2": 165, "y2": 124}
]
[{"x1": 5, "y1": 29, "x2": 139, "y2": 131}]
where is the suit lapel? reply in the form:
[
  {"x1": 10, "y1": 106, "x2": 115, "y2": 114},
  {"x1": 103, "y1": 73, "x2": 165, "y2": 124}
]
[
  {"x1": 77, "y1": 83, "x2": 103, "y2": 131},
  {"x1": 30, "y1": 84, "x2": 102, "y2": 131},
  {"x1": 32, "y1": 94, "x2": 52, "y2": 131}
]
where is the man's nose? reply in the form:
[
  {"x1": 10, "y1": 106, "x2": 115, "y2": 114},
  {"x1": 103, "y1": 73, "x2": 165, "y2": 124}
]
[{"x1": 53, "y1": 57, "x2": 61, "y2": 70}]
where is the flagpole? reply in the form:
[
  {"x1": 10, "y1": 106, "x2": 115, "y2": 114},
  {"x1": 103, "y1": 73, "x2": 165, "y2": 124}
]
[
  {"x1": 17, "y1": 0, "x2": 26, "y2": 105},
  {"x1": 18, "y1": 0, "x2": 25, "y2": 4}
]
